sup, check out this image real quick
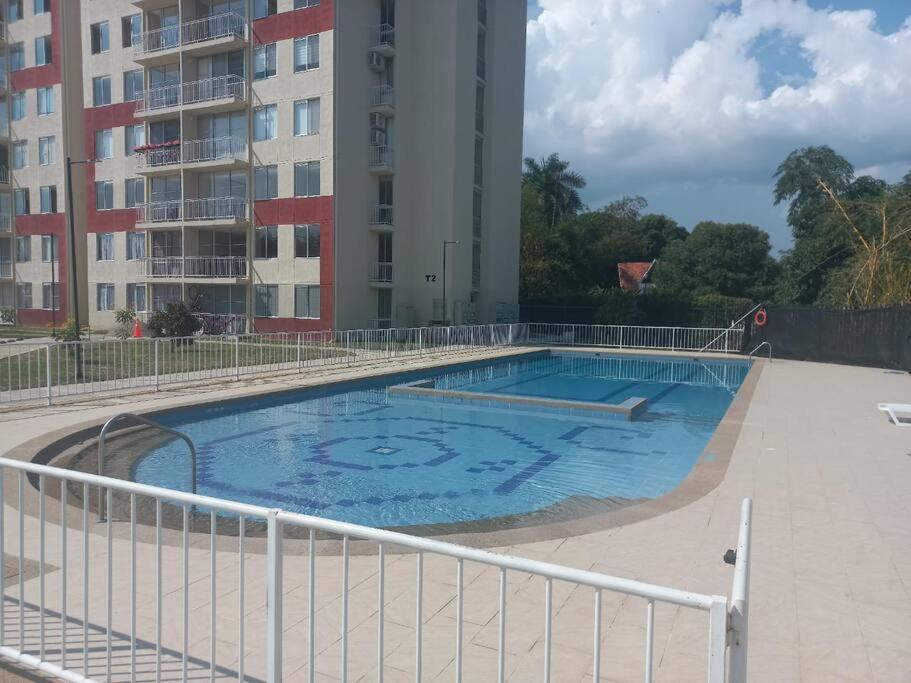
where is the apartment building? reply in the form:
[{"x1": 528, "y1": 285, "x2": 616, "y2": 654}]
[{"x1": 1, "y1": 0, "x2": 524, "y2": 333}]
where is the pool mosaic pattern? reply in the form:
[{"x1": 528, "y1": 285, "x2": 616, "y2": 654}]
[{"x1": 133, "y1": 353, "x2": 750, "y2": 527}]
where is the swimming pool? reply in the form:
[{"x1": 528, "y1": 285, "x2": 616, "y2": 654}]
[{"x1": 132, "y1": 352, "x2": 750, "y2": 529}]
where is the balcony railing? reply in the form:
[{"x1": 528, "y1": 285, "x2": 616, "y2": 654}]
[
  {"x1": 0, "y1": 215, "x2": 11, "y2": 233},
  {"x1": 0, "y1": 19, "x2": 6, "y2": 42},
  {"x1": 136, "y1": 75, "x2": 245, "y2": 114},
  {"x1": 370, "y1": 317, "x2": 393, "y2": 329},
  {"x1": 144, "y1": 256, "x2": 247, "y2": 279},
  {"x1": 368, "y1": 145, "x2": 394, "y2": 168},
  {"x1": 370, "y1": 84, "x2": 395, "y2": 109},
  {"x1": 371, "y1": 23, "x2": 395, "y2": 52},
  {"x1": 0, "y1": 166, "x2": 9, "y2": 184},
  {"x1": 133, "y1": 13, "x2": 245, "y2": 57},
  {"x1": 368, "y1": 261, "x2": 393, "y2": 283},
  {"x1": 194, "y1": 312, "x2": 247, "y2": 335},
  {"x1": 136, "y1": 200, "x2": 182, "y2": 223},
  {"x1": 0, "y1": 261, "x2": 11, "y2": 279},
  {"x1": 183, "y1": 136, "x2": 247, "y2": 164},
  {"x1": 135, "y1": 142, "x2": 181, "y2": 169},
  {"x1": 369, "y1": 204, "x2": 393, "y2": 226},
  {"x1": 184, "y1": 197, "x2": 247, "y2": 222}
]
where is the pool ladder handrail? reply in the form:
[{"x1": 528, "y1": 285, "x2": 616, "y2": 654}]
[
  {"x1": 748, "y1": 341, "x2": 772, "y2": 362},
  {"x1": 98, "y1": 412, "x2": 198, "y2": 521}
]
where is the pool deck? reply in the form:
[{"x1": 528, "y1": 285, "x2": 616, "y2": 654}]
[{"x1": 0, "y1": 349, "x2": 909, "y2": 681}]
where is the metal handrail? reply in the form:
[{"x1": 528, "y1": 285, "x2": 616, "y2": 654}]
[
  {"x1": 728, "y1": 498, "x2": 752, "y2": 680},
  {"x1": 697, "y1": 302, "x2": 764, "y2": 353},
  {"x1": 749, "y1": 341, "x2": 772, "y2": 361},
  {"x1": 97, "y1": 412, "x2": 197, "y2": 521}
]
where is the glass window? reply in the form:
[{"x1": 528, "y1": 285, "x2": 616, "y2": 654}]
[
  {"x1": 125, "y1": 178, "x2": 144, "y2": 208},
  {"x1": 253, "y1": 0, "x2": 277, "y2": 20},
  {"x1": 12, "y1": 141, "x2": 28, "y2": 169},
  {"x1": 15, "y1": 235, "x2": 30, "y2": 262},
  {"x1": 16, "y1": 283, "x2": 31, "y2": 309},
  {"x1": 253, "y1": 44, "x2": 276, "y2": 80},
  {"x1": 123, "y1": 70, "x2": 143, "y2": 102},
  {"x1": 254, "y1": 284, "x2": 278, "y2": 317},
  {"x1": 294, "y1": 98, "x2": 320, "y2": 136},
  {"x1": 294, "y1": 161, "x2": 320, "y2": 197},
  {"x1": 294, "y1": 285, "x2": 320, "y2": 318},
  {"x1": 9, "y1": 43, "x2": 25, "y2": 72},
  {"x1": 126, "y1": 232, "x2": 146, "y2": 261},
  {"x1": 122, "y1": 14, "x2": 142, "y2": 49},
  {"x1": 126, "y1": 283, "x2": 146, "y2": 312},
  {"x1": 33, "y1": 0, "x2": 50, "y2": 14},
  {"x1": 254, "y1": 165, "x2": 278, "y2": 200},
  {"x1": 96, "y1": 284, "x2": 116, "y2": 312},
  {"x1": 42, "y1": 283, "x2": 59, "y2": 310},
  {"x1": 294, "y1": 0, "x2": 320, "y2": 7},
  {"x1": 252, "y1": 105, "x2": 277, "y2": 141},
  {"x1": 92, "y1": 76, "x2": 112, "y2": 107},
  {"x1": 293, "y1": 34, "x2": 319, "y2": 72},
  {"x1": 41, "y1": 234, "x2": 57, "y2": 262},
  {"x1": 254, "y1": 226, "x2": 278, "y2": 259},
  {"x1": 294, "y1": 224, "x2": 320, "y2": 258},
  {"x1": 95, "y1": 181, "x2": 114, "y2": 210},
  {"x1": 35, "y1": 36, "x2": 52, "y2": 66},
  {"x1": 39, "y1": 136, "x2": 55, "y2": 166},
  {"x1": 7, "y1": 0, "x2": 22, "y2": 22},
  {"x1": 95, "y1": 129, "x2": 113, "y2": 159},
  {"x1": 91, "y1": 22, "x2": 110, "y2": 54},
  {"x1": 11, "y1": 93, "x2": 25, "y2": 121},
  {"x1": 96, "y1": 233, "x2": 115, "y2": 261},
  {"x1": 37, "y1": 86, "x2": 54, "y2": 116},
  {"x1": 125, "y1": 124, "x2": 145, "y2": 154},
  {"x1": 14, "y1": 189, "x2": 29, "y2": 215},
  {"x1": 39, "y1": 186, "x2": 56, "y2": 213}
]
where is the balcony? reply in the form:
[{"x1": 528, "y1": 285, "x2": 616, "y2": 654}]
[
  {"x1": 135, "y1": 75, "x2": 246, "y2": 119},
  {"x1": 142, "y1": 256, "x2": 248, "y2": 281},
  {"x1": 136, "y1": 137, "x2": 247, "y2": 174},
  {"x1": 369, "y1": 85, "x2": 395, "y2": 116},
  {"x1": 0, "y1": 19, "x2": 6, "y2": 42},
  {"x1": 0, "y1": 215, "x2": 11, "y2": 233},
  {"x1": 0, "y1": 166, "x2": 8, "y2": 185},
  {"x1": 136, "y1": 197, "x2": 248, "y2": 228},
  {"x1": 369, "y1": 204, "x2": 394, "y2": 230},
  {"x1": 133, "y1": 13, "x2": 246, "y2": 65},
  {"x1": 134, "y1": 141, "x2": 181, "y2": 173},
  {"x1": 368, "y1": 262, "x2": 394, "y2": 286},
  {"x1": 370, "y1": 318, "x2": 393, "y2": 330},
  {"x1": 195, "y1": 312, "x2": 247, "y2": 335},
  {"x1": 0, "y1": 261, "x2": 11, "y2": 279},
  {"x1": 368, "y1": 145, "x2": 394, "y2": 174},
  {"x1": 370, "y1": 24, "x2": 396, "y2": 57}
]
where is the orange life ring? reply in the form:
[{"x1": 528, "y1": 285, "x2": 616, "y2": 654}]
[{"x1": 754, "y1": 308, "x2": 768, "y2": 327}]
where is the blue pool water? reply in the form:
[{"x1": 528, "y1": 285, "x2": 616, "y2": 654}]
[{"x1": 134, "y1": 352, "x2": 750, "y2": 528}]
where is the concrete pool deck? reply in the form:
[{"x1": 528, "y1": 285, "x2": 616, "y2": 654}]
[{"x1": 0, "y1": 349, "x2": 909, "y2": 681}]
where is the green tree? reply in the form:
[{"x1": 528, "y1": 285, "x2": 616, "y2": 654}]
[
  {"x1": 522, "y1": 153, "x2": 587, "y2": 228},
  {"x1": 636, "y1": 214, "x2": 688, "y2": 260}
]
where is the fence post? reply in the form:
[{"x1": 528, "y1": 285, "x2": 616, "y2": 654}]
[
  {"x1": 671, "y1": 328, "x2": 676, "y2": 352},
  {"x1": 297, "y1": 333, "x2": 302, "y2": 373},
  {"x1": 418, "y1": 328, "x2": 423, "y2": 356},
  {"x1": 346, "y1": 331, "x2": 351, "y2": 366},
  {"x1": 266, "y1": 510, "x2": 283, "y2": 683},
  {"x1": 708, "y1": 595, "x2": 728, "y2": 683},
  {"x1": 489, "y1": 323, "x2": 494, "y2": 347},
  {"x1": 154, "y1": 339, "x2": 160, "y2": 391},
  {"x1": 45, "y1": 345, "x2": 52, "y2": 406},
  {"x1": 619, "y1": 326, "x2": 624, "y2": 350},
  {"x1": 234, "y1": 335, "x2": 240, "y2": 381}
]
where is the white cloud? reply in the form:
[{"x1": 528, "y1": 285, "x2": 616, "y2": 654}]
[{"x1": 525, "y1": 0, "x2": 911, "y2": 205}]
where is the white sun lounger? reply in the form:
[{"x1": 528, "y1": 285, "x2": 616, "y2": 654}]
[{"x1": 879, "y1": 403, "x2": 911, "y2": 427}]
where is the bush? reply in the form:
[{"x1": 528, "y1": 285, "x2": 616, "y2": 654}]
[
  {"x1": 146, "y1": 302, "x2": 202, "y2": 342},
  {"x1": 57, "y1": 318, "x2": 84, "y2": 343},
  {"x1": 113, "y1": 307, "x2": 136, "y2": 340},
  {"x1": 0, "y1": 308, "x2": 14, "y2": 325}
]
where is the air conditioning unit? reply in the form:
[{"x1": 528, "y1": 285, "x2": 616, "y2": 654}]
[
  {"x1": 367, "y1": 51, "x2": 386, "y2": 71},
  {"x1": 369, "y1": 128, "x2": 387, "y2": 146},
  {"x1": 369, "y1": 112, "x2": 387, "y2": 130}
]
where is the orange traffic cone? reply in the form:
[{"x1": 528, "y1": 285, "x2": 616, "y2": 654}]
[{"x1": 132, "y1": 318, "x2": 143, "y2": 338}]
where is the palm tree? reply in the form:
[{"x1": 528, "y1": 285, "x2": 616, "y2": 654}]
[{"x1": 522, "y1": 153, "x2": 587, "y2": 227}]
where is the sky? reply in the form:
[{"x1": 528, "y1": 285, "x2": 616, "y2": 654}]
[{"x1": 523, "y1": 0, "x2": 911, "y2": 253}]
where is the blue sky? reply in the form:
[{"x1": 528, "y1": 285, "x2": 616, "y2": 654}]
[{"x1": 523, "y1": 1, "x2": 911, "y2": 252}]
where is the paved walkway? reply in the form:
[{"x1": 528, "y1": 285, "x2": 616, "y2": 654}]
[{"x1": 0, "y1": 355, "x2": 908, "y2": 681}]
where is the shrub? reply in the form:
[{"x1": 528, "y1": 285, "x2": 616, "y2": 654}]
[
  {"x1": 113, "y1": 307, "x2": 136, "y2": 340},
  {"x1": 57, "y1": 318, "x2": 84, "y2": 343},
  {"x1": 146, "y1": 302, "x2": 202, "y2": 343},
  {"x1": 0, "y1": 308, "x2": 14, "y2": 325}
]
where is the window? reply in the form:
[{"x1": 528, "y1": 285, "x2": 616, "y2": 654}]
[
  {"x1": 294, "y1": 224, "x2": 320, "y2": 258},
  {"x1": 95, "y1": 129, "x2": 113, "y2": 159},
  {"x1": 254, "y1": 284, "x2": 278, "y2": 317},
  {"x1": 35, "y1": 36, "x2": 52, "y2": 65},
  {"x1": 91, "y1": 22, "x2": 110, "y2": 54},
  {"x1": 95, "y1": 284, "x2": 115, "y2": 311},
  {"x1": 254, "y1": 226, "x2": 277, "y2": 259},
  {"x1": 14, "y1": 189, "x2": 29, "y2": 216},
  {"x1": 15, "y1": 235, "x2": 30, "y2": 262},
  {"x1": 9, "y1": 43, "x2": 25, "y2": 72},
  {"x1": 96, "y1": 233, "x2": 115, "y2": 261},
  {"x1": 253, "y1": 0, "x2": 277, "y2": 20},
  {"x1": 294, "y1": 285, "x2": 320, "y2": 318},
  {"x1": 39, "y1": 136, "x2": 55, "y2": 165},
  {"x1": 122, "y1": 15, "x2": 141, "y2": 49},
  {"x1": 39, "y1": 186, "x2": 56, "y2": 213},
  {"x1": 41, "y1": 234, "x2": 57, "y2": 262},
  {"x1": 125, "y1": 178, "x2": 144, "y2": 208},
  {"x1": 42, "y1": 283, "x2": 59, "y2": 310},
  {"x1": 294, "y1": 0, "x2": 320, "y2": 7},
  {"x1": 294, "y1": 161, "x2": 320, "y2": 197},
  {"x1": 95, "y1": 181, "x2": 114, "y2": 210},
  {"x1": 294, "y1": 98, "x2": 320, "y2": 136},
  {"x1": 253, "y1": 105, "x2": 277, "y2": 141},
  {"x1": 126, "y1": 283, "x2": 146, "y2": 312},
  {"x1": 125, "y1": 124, "x2": 145, "y2": 154},
  {"x1": 16, "y1": 283, "x2": 31, "y2": 309},
  {"x1": 92, "y1": 76, "x2": 112, "y2": 107},
  {"x1": 254, "y1": 44, "x2": 276, "y2": 80},
  {"x1": 7, "y1": 0, "x2": 22, "y2": 22},
  {"x1": 254, "y1": 165, "x2": 278, "y2": 200},
  {"x1": 37, "y1": 86, "x2": 54, "y2": 116},
  {"x1": 123, "y1": 70, "x2": 143, "y2": 102},
  {"x1": 33, "y1": 0, "x2": 50, "y2": 13},
  {"x1": 11, "y1": 93, "x2": 25, "y2": 121},
  {"x1": 12, "y1": 141, "x2": 28, "y2": 169},
  {"x1": 126, "y1": 232, "x2": 146, "y2": 261},
  {"x1": 293, "y1": 34, "x2": 319, "y2": 72}
]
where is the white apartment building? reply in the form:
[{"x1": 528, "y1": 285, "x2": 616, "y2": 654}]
[{"x1": 0, "y1": 0, "x2": 524, "y2": 333}]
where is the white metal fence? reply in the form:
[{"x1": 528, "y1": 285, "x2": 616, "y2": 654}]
[
  {"x1": 525, "y1": 323, "x2": 744, "y2": 353},
  {"x1": 136, "y1": 75, "x2": 245, "y2": 114},
  {"x1": 0, "y1": 456, "x2": 751, "y2": 682}
]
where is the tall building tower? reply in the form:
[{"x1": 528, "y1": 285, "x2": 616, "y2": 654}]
[{"x1": 2, "y1": 0, "x2": 524, "y2": 333}]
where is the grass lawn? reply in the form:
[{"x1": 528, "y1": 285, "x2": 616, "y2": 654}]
[{"x1": 0, "y1": 326, "x2": 55, "y2": 339}]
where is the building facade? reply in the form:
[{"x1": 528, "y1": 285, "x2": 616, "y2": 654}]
[{"x1": 0, "y1": 0, "x2": 524, "y2": 333}]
